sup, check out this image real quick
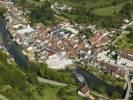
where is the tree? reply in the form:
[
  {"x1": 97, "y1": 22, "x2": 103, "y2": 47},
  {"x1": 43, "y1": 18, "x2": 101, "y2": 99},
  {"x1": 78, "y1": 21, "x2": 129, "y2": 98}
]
[
  {"x1": 119, "y1": 3, "x2": 133, "y2": 19},
  {"x1": 126, "y1": 27, "x2": 133, "y2": 43},
  {"x1": 112, "y1": 91, "x2": 121, "y2": 99},
  {"x1": 29, "y1": 0, "x2": 55, "y2": 25},
  {"x1": 0, "y1": 5, "x2": 6, "y2": 15},
  {"x1": 98, "y1": 86, "x2": 106, "y2": 94},
  {"x1": 80, "y1": 28, "x2": 93, "y2": 39}
]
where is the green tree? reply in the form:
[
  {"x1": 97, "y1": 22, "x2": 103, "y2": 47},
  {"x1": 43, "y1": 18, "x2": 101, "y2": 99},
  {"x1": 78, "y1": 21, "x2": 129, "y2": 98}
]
[
  {"x1": 98, "y1": 86, "x2": 106, "y2": 94},
  {"x1": 119, "y1": 3, "x2": 133, "y2": 19},
  {"x1": 112, "y1": 91, "x2": 121, "y2": 99},
  {"x1": 0, "y1": 5, "x2": 6, "y2": 15},
  {"x1": 80, "y1": 28, "x2": 93, "y2": 39},
  {"x1": 29, "y1": 0, "x2": 55, "y2": 25}
]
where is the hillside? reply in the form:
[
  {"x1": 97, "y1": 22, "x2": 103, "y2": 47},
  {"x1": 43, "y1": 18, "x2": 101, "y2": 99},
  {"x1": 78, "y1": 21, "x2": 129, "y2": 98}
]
[
  {"x1": 11, "y1": 0, "x2": 133, "y2": 28},
  {"x1": 56, "y1": 0, "x2": 133, "y2": 28},
  {"x1": 0, "y1": 49, "x2": 84, "y2": 100},
  {"x1": 0, "y1": 49, "x2": 43, "y2": 100}
]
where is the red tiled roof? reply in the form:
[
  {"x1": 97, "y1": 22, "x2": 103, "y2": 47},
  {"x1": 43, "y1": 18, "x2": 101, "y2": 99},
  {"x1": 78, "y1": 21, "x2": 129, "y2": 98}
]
[
  {"x1": 79, "y1": 84, "x2": 89, "y2": 94},
  {"x1": 121, "y1": 49, "x2": 133, "y2": 55},
  {"x1": 48, "y1": 50, "x2": 55, "y2": 56},
  {"x1": 89, "y1": 32, "x2": 109, "y2": 47},
  {"x1": 97, "y1": 61, "x2": 118, "y2": 73},
  {"x1": 117, "y1": 69, "x2": 126, "y2": 78},
  {"x1": 121, "y1": 49, "x2": 133, "y2": 61},
  {"x1": 121, "y1": 54, "x2": 133, "y2": 61}
]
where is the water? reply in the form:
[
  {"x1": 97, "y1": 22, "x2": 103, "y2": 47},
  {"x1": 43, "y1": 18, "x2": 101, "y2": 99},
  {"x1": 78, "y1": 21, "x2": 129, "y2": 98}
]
[
  {"x1": 76, "y1": 68, "x2": 124, "y2": 97},
  {"x1": 0, "y1": 15, "x2": 125, "y2": 98},
  {"x1": 0, "y1": 16, "x2": 28, "y2": 68}
]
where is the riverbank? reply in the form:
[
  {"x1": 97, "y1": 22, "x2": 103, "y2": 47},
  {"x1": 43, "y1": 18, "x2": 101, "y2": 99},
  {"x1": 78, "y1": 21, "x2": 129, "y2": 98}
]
[
  {"x1": 76, "y1": 68, "x2": 125, "y2": 99},
  {"x1": 0, "y1": 15, "x2": 28, "y2": 68},
  {"x1": 0, "y1": 16, "x2": 125, "y2": 98},
  {"x1": 0, "y1": 2, "x2": 130, "y2": 99}
]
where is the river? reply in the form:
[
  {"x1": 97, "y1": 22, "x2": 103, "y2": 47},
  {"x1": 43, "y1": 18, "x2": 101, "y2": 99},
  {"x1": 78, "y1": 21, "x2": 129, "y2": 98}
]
[
  {"x1": 0, "y1": 16, "x2": 28, "y2": 68},
  {"x1": 0, "y1": 16, "x2": 125, "y2": 99},
  {"x1": 76, "y1": 68, "x2": 125, "y2": 98}
]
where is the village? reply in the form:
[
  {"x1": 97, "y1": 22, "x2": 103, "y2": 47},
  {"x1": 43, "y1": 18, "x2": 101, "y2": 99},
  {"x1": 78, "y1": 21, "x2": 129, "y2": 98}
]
[{"x1": 0, "y1": 0, "x2": 133, "y2": 99}]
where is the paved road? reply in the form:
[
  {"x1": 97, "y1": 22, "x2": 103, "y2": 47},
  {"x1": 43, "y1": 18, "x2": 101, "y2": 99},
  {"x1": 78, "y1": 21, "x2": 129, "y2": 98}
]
[
  {"x1": 112, "y1": 31, "x2": 124, "y2": 45},
  {"x1": 37, "y1": 76, "x2": 67, "y2": 86},
  {"x1": 89, "y1": 91, "x2": 110, "y2": 100},
  {"x1": 124, "y1": 68, "x2": 132, "y2": 100}
]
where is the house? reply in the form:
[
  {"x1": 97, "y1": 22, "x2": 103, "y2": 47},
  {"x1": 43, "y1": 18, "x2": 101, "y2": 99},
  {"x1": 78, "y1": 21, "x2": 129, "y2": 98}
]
[
  {"x1": 46, "y1": 52, "x2": 73, "y2": 69},
  {"x1": 17, "y1": 25, "x2": 35, "y2": 35},
  {"x1": 13, "y1": 24, "x2": 26, "y2": 30},
  {"x1": 78, "y1": 84, "x2": 94, "y2": 100},
  {"x1": 96, "y1": 60, "x2": 126, "y2": 78},
  {"x1": 78, "y1": 84, "x2": 89, "y2": 97},
  {"x1": 99, "y1": 61, "x2": 118, "y2": 75},
  {"x1": 116, "y1": 69, "x2": 126, "y2": 78},
  {"x1": 89, "y1": 31, "x2": 110, "y2": 47},
  {"x1": 73, "y1": 71, "x2": 85, "y2": 85},
  {"x1": 117, "y1": 49, "x2": 133, "y2": 67}
]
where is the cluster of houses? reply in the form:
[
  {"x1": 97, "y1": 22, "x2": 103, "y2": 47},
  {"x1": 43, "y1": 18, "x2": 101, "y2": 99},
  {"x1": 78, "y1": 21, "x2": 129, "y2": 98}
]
[
  {"x1": 3, "y1": 0, "x2": 133, "y2": 75},
  {"x1": 4, "y1": 1, "x2": 133, "y2": 72},
  {"x1": 117, "y1": 49, "x2": 133, "y2": 67},
  {"x1": 89, "y1": 30, "x2": 110, "y2": 47},
  {"x1": 95, "y1": 48, "x2": 133, "y2": 79},
  {"x1": 1, "y1": 0, "x2": 133, "y2": 99},
  {"x1": 51, "y1": 2, "x2": 72, "y2": 14}
]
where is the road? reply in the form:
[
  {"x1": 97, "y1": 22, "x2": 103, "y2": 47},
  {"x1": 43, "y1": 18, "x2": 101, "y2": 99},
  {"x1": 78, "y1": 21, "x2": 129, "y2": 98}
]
[
  {"x1": 112, "y1": 31, "x2": 124, "y2": 45},
  {"x1": 89, "y1": 91, "x2": 110, "y2": 100},
  {"x1": 37, "y1": 76, "x2": 67, "y2": 86},
  {"x1": 124, "y1": 68, "x2": 132, "y2": 100}
]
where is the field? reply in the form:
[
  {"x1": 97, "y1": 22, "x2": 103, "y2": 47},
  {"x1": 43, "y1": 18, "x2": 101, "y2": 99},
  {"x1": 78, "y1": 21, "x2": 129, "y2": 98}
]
[
  {"x1": 56, "y1": 0, "x2": 126, "y2": 8},
  {"x1": 34, "y1": 85, "x2": 85, "y2": 100},
  {"x1": 33, "y1": 85, "x2": 62, "y2": 100},
  {"x1": 0, "y1": 50, "x2": 84, "y2": 100},
  {"x1": 114, "y1": 33, "x2": 133, "y2": 50},
  {"x1": 55, "y1": 0, "x2": 132, "y2": 17},
  {"x1": 94, "y1": 2, "x2": 128, "y2": 16}
]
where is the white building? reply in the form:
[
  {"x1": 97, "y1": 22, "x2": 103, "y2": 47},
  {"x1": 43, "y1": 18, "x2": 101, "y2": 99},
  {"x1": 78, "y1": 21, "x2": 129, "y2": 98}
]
[
  {"x1": 117, "y1": 58, "x2": 133, "y2": 67},
  {"x1": 17, "y1": 25, "x2": 35, "y2": 35},
  {"x1": 117, "y1": 50, "x2": 133, "y2": 67},
  {"x1": 46, "y1": 52, "x2": 73, "y2": 69}
]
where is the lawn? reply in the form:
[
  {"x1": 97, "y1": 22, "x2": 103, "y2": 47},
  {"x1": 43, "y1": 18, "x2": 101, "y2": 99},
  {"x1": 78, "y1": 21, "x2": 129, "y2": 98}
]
[
  {"x1": 33, "y1": 84, "x2": 85, "y2": 100},
  {"x1": 55, "y1": 0, "x2": 127, "y2": 9},
  {"x1": 94, "y1": 2, "x2": 128, "y2": 16},
  {"x1": 114, "y1": 34, "x2": 133, "y2": 50},
  {"x1": 120, "y1": 43, "x2": 133, "y2": 50},
  {"x1": 36, "y1": 85, "x2": 62, "y2": 100}
]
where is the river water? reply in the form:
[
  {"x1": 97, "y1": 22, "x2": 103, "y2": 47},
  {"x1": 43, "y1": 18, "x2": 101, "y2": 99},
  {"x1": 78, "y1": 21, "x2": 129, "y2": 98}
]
[
  {"x1": 0, "y1": 16, "x2": 125, "y2": 98},
  {"x1": 76, "y1": 68, "x2": 124, "y2": 98},
  {"x1": 0, "y1": 16, "x2": 28, "y2": 68}
]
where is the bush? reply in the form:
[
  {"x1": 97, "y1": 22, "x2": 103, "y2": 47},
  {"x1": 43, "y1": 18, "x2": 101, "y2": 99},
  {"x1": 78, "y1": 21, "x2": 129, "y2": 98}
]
[
  {"x1": 0, "y1": 5, "x2": 6, "y2": 15},
  {"x1": 112, "y1": 91, "x2": 121, "y2": 99}
]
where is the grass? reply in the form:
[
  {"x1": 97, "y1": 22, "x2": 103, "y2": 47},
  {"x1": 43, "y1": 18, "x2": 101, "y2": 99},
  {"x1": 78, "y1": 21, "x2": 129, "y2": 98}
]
[
  {"x1": 67, "y1": 96, "x2": 85, "y2": 100},
  {"x1": 0, "y1": 50, "x2": 84, "y2": 100},
  {"x1": 42, "y1": 87, "x2": 60, "y2": 100},
  {"x1": 120, "y1": 43, "x2": 133, "y2": 50},
  {"x1": 34, "y1": 85, "x2": 62, "y2": 100},
  {"x1": 94, "y1": 2, "x2": 128, "y2": 16},
  {"x1": 55, "y1": 0, "x2": 127, "y2": 9},
  {"x1": 55, "y1": 0, "x2": 132, "y2": 17},
  {"x1": 114, "y1": 34, "x2": 133, "y2": 50},
  {"x1": 33, "y1": 84, "x2": 85, "y2": 100},
  {"x1": 60, "y1": 85, "x2": 85, "y2": 100}
]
